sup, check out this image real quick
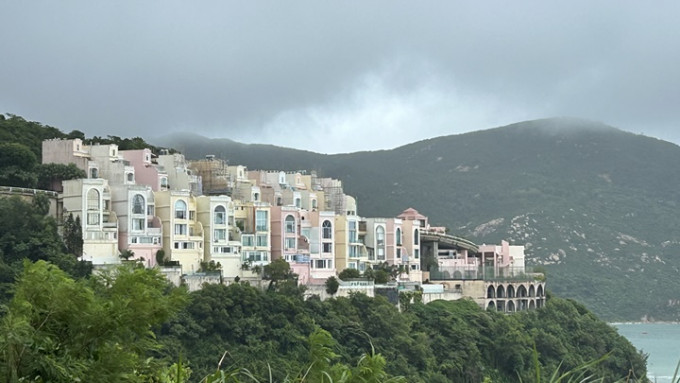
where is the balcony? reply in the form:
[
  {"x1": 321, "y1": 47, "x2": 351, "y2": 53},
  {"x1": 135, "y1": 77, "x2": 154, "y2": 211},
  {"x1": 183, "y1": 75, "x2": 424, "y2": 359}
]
[
  {"x1": 429, "y1": 266, "x2": 544, "y2": 282},
  {"x1": 147, "y1": 227, "x2": 162, "y2": 235}
]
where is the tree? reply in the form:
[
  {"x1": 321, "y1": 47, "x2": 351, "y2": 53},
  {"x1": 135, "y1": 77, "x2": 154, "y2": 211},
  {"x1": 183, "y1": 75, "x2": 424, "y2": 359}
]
[
  {"x1": 325, "y1": 276, "x2": 340, "y2": 296},
  {"x1": 338, "y1": 268, "x2": 361, "y2": 280},
  {"x1": 262, "y1": 258, "x2": 296, "y2": 292},
  {"x1": 0, "y1": 261, "x2": 188, "y2": 382},
  {"x1": 0, "y1": 143, "x2": 38, "y2": 188},
  {"x1": 37, "y1": 163, "x2": 86, "y2": 191},
  {"x1": 62, "y1": 213, "x2": 83, "y2": 257},
  {"x1": 67, "y1": 130, "x2": 85, "y2": 140},
  {"x1": 156, "y1": 249, "x2": 167, "y2": 266},
  {"x1": 374, "y1": 270, "x2": 391, "y2": 284},
  {"x1": 119, "y1": 249, "x2": 135, "y2": 261}
]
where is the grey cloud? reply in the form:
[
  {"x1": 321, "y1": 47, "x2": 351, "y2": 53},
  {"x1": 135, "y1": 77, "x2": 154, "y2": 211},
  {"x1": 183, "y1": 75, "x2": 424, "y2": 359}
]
[{"x1": 2, "y1": 1, "x2": 680, "y2": 153}]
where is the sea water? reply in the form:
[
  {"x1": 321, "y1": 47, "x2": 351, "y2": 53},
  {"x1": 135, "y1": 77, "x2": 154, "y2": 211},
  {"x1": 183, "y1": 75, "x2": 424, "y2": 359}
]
[{"x1": 614, "y1": 323, "x2": 680, "y2": 383}]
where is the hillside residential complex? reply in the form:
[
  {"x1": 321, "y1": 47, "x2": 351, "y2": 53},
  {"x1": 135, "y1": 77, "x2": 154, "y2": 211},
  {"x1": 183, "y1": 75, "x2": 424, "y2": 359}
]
[{"x1": 37, "y1": 139, "x2": 546, "y2": 312}]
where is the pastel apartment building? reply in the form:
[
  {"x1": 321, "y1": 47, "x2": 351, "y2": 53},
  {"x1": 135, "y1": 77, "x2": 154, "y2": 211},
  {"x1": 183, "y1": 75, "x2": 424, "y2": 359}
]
[
  {"x1": 307, "y1": 210, "x2": 336, "y2": 282},
  {"x1": 334, "y1": 195, "x2": 368, "y2": 272},
  {"x1": 42, "y1": 138, "x2": 99, "y2": 185},
  {"x1": 157, "y1": 153, "x2": 202, "y2": 195},
  {"x1": 61, "y1": 178, "x2": 120, "y2": 267},
  {"x1": 111, "y1": 184, "x2": 162, "y2": 267},
  {"x1": 270, "y1": 205, "x2": 311, "y2": 284},
  {"x1": 197, "y1": 195, "x2": 242, "y2": 279},
  {"x1": 88, "y1": 144, "x2": 136, "y2": 186},
  {"x1": 154, "y1": 190, "x2": 204, "y2": 274},
  {"x1": 233, "y1": 201, "x2": 272, "y2": 272},
  {"x1": 121, "y1": 149, "x2": 169, "y2": 192}
]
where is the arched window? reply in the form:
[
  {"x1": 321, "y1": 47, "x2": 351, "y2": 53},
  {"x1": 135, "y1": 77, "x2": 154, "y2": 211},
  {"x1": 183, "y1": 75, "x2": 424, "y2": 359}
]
[
  {"x1": 396, "y1": 228, "x2": 402, "y2": 246},
  {"x1": 90, "y1": 168, "x2": 98, "y2": 178},
  {"x1": 322, "y1": 220, "x2": 332, "y2": 239},
  {"x1": 87, "y1": 188, "x2": 100, "y2": 225},
  {"x1": 132, "y1": 194, "x2": 145, "y2": 214},
  {"x1": 285, "y1": 215, "x2": 296, "y2": 233},
  {"x1": 413, "y1": 229, "x2": 419, "y2": 245},
  {"x1": 214, "y1": 205, "x2": 226, "y2": 225},
  {"x1": 175, "y1": 200, "x2": 187, "y2": 219}
]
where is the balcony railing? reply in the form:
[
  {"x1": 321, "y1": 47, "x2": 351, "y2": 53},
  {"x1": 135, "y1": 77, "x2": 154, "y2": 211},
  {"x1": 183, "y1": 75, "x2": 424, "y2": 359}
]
[{"x1": 429, "y1": 266, "x2": 543, "y2": 282}]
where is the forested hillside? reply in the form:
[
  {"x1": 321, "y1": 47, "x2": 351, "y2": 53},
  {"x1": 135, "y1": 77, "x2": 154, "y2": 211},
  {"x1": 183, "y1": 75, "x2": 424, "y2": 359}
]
[
  {"x1": 0, "y1": 191, "x2": 646, "y2": 382},
  {"x1": 158, "y1": 118, "x2": 680, "y2": 321},
  {"x1": 0, "y1": 114, "x2": 651, "y2": 381}
]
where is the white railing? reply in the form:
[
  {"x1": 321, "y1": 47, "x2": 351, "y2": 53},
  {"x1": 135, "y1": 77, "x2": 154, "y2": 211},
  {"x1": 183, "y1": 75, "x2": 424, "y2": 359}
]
[{"x1": 0, "y1": 186, "x2": 58, "y2": 198}]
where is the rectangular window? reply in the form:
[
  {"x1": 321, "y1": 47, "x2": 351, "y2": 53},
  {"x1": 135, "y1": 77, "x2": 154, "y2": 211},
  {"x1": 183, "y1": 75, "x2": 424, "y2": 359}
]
[
  {"x1": 214, "y1": 229, "x2": 227, "y2": 241},
  {"x1": 242, "y1": 235, "x2": 254, "y2": 247},
  {"x1": 87, "y1": 213, "x2": 99, "y2": 225},
  {"x1": 255, "y1": 210, "x2": 268, "y2": 231},
  {"x1": 174, "y1": 224, "x2": 187, "y2": 235},
  {"x1": 175, "y1": 210, "x2": 186, "y2": 219},
  {"x1": 147, "y1": 205, "x2": 154, "y2": 216},
  {"x1": 174, "y1": 242, "x2": 180, "y2": 249},
  {"x1": 349, "y1": 221, "x2": 357, "y2": 243},
  {"x1": 132, "y1": 218, "x2": 144, "y2": 231},
  {"x1": 285, "y1": 237, "x2": 296, "y2": 250},
  {"x1": 349, "y1": 245, "x2": 358, "y2": 258},
  {"x1": 285, "y1": 220, "x2": 295, "y2": 233},
  {"x1": 214, "y1": 212, "x2": 226, "y2": 225},
  {"x1": 243, "y1": 251, "x2": 268, "y2": 262},
  {"x1": 323, "y1": 243, "x2": 332, "y2": 253},
  {"x1": 377, "y1": 248, "x2": 385, "y2": 260},
  {"x1": 256, "y1": 234, "x2": 268, "y2": 247},
  {"x1": 414, "y1": 249, "x2": 420, "y2": 259},
  {"x1": 189, "y1": 211, "x2": 195, "y2": 221}
]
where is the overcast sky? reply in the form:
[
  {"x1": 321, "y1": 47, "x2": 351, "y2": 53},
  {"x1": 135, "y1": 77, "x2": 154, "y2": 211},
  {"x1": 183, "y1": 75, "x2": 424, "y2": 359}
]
[{"x1": 2, "y1": 1, "x2": 679, "y2": 153}]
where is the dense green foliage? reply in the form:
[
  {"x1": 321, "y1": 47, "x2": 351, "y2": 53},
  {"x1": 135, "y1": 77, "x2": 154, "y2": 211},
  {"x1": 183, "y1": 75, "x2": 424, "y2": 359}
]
[
  {"x1": 0, "y1": 113, "x2": 165, "y2": 190},
  {"x1": 0, "y1": 196, "x2": 91, "y2": 302},
  {"x1": 0, "y1": 261, "x2": 187, "y2": 382},
  {"x1": 159, "y1": 119, "x2": 680, "y2": 321},
  {"x1": 156, "y1": 282, "x2": 646, "y2": 383}
]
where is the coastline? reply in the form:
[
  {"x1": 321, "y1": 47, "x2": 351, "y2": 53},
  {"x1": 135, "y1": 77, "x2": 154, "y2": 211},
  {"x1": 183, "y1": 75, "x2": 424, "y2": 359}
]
[{"x1": 609, "y1": 321, "x2": 680, "y2": 325}]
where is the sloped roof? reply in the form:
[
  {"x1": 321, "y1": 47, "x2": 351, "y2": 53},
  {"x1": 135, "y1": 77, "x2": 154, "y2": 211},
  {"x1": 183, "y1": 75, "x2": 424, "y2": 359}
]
[{"x1": 397, "y1": 207, "x2": 427, "y2": 220}]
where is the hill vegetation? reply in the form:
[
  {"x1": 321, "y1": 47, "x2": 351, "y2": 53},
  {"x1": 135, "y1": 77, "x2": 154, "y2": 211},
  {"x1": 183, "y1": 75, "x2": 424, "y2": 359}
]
[
  {"x1": 0, "y1": 114, "x2": 651, "y2": 381},
  {"x1": 158, "y1": 118, "x2": 680, "y2": 321}
]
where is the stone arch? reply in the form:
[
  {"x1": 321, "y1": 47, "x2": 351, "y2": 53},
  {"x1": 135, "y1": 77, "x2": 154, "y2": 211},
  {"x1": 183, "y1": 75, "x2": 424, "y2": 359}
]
[
  {"x1": 487, "y1": 285, "x2": 496, "y2": 298},
  {"x1": 537, "y1": 285, "x2": 544, "y2": 297},
  {"x1": 517, "y1": 285, "x2": 528, "y2": 298},
  {"x1": 507, "y1": 285, "x2": 516, "y2": 298},
  {"x1": 529, "y1": 284, "x2": 536, "y2": 297},
  {"x1": 453, "y1": 271, "x2": 463, "y2": 279},
  {"x1": 487, "y1": 300, "x2": 495, "y2": 310},
  {"x1": 507, "y1": 300, "x2": 515, "y2": 312},
  {"x1": 497, "y1": 285, "x2": 505, "y2": 298}
]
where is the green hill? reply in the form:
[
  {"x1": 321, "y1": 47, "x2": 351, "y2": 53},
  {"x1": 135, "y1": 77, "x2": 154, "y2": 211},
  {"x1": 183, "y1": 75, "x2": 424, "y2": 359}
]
[{"x1": 158, "y1": 118, "x2": 680, "y2": 321}]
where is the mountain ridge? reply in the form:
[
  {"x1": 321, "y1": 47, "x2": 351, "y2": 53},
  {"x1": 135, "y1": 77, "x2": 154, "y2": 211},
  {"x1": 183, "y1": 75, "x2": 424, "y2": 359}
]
[{"x1": 157, "y1": 117, "x2": 680, "y2": 321}]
